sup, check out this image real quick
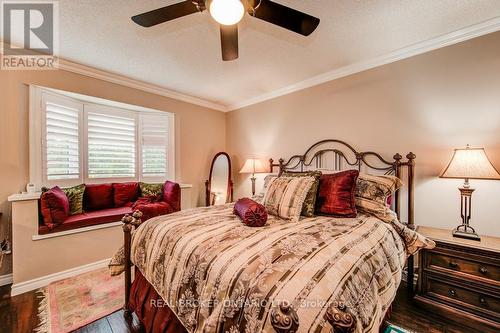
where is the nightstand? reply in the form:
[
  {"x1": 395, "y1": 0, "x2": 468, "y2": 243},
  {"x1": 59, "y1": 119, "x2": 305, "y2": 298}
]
[{"x1": 415, "y1": 226, "x2": 500, "y2": 332}]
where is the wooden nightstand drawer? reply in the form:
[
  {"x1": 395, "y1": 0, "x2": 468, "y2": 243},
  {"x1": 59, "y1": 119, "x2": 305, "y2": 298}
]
[
  {"x1": 424, "y1": 275, "x2": 500, "y2": 321},
  {"x1": 426, "y1": 250, "x2": 500, "y2": 285}
]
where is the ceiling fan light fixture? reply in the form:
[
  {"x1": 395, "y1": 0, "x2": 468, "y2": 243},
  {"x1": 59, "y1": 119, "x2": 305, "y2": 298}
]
[{"x1": 209, "y1": 0, "x2": 245, "y2": 25}]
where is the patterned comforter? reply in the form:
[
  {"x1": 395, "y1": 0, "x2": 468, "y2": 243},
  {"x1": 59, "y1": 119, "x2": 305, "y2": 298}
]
[{"x1": 111, "y1": 204, "x2": 433, "y2": 333}]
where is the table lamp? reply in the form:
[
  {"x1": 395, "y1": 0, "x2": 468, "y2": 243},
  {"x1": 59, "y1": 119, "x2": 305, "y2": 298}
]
[
  {"x1": 239, "y1": 158, "x2": 269, "y2": 195},
  {"x1": 440, "y1": 145, "x2": 500, "y2": 240}
]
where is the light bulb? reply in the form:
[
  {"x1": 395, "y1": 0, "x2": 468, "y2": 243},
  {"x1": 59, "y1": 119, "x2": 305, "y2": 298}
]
[{"x1": 209, "y1": 0, "x2": 245, "y2": 25}]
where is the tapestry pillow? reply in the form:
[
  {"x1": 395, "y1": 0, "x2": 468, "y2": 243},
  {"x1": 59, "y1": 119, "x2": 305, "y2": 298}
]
[
  {"x1": 113, "y1": 182, "x2": 139, "y2": 207},
  {"x1": 62, "y1": 184, "x2": 85, "y2": 215},
  {"x1": 355, "y1": 173, "x2": 403, "y2": 222},
  {"x1": 282, "y1": 170, "x2": 322, "y2": 217},
  {"x1": 233, "y1": 197, "x2": 268, "y2": 227},
  {"x1": 140, "y1": 182, "x2": 164, "y2": 198},
  {"x1": 315, "y1": 170, "x2": 359, "y2": 218},
  {"x1": 253, "y1": 174, "x2": 278, "y2": 203},
  {"x1": 40, "y1": 186, "x2": 70, "y2": 228},
  {"x1": 84, "y1": 183, "x2": 113, "y2": 211},
  {"x1": 263, "y1": 176, "x2": 315, "y2": 222}
]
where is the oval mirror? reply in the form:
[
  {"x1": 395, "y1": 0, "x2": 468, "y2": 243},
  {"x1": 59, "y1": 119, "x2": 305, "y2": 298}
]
[{"x1": 205, "y1": 152, "x2": 233, "y2": 206}]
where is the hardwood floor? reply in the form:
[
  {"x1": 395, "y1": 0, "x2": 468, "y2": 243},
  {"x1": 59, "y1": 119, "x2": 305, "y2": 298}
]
[{"x1": 0, "y1": 283, "x2": 476, "y2": 333}]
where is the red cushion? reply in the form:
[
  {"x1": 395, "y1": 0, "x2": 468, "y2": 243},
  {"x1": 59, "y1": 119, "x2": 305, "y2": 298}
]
[
  {"x1": 84, "y1": 183, "x2": 113, "y2": 211},
  {"x1": 163, "y1": 181, "x2": 181, "y2": 212},
  {"x1": 113, "y1": 182, "x2": 139, "y2": 207},
  {"x1": 233, "y1": 198, "x2": 267, "y2": 227},
  {"x1": 133, "y1": 200, "x2": 174, "y2": 222},
  {"x1": 40, "y1": 186, "x2": 70, "y2": 228},
  {"x1": 315, "y1": 170, "x2": 359, "y2": 217}
]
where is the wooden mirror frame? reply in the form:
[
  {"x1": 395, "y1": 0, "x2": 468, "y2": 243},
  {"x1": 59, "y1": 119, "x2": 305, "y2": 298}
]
[{"x1": 205, "y1": 152, "x2": 234, "y2": 206}]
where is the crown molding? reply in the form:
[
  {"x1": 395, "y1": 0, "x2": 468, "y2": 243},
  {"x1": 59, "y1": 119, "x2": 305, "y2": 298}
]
[
  {"x1": 57, "y1": 60, "x2": 229, "y2": 112},
  {"x1": 0, "y1": 40, "x2": 228, "y2": 112},
  {"x1": 226, "y1": 16, "x2": 500, "y2": 111}
]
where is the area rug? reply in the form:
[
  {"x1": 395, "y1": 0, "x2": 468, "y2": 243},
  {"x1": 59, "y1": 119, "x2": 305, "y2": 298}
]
[
  {"x1": 35, "y1": 267, "x2": 123, "y2": 333},
  {"x1": 384, "y1": 323, "x2": 412, "y2": 333}
]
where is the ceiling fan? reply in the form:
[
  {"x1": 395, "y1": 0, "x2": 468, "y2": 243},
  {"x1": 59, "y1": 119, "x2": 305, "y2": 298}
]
[{"x1": 131, "y1": 0, "x2": 320, "y2": 61}]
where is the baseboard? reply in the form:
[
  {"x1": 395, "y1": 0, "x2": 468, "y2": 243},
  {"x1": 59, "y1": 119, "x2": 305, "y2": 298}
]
[
  {"x1": 11, "y1": 258, "x2": 110, "y2": 296},
  {"x1": 0, "y1": 273, "x2": 13, "y2": 287}
]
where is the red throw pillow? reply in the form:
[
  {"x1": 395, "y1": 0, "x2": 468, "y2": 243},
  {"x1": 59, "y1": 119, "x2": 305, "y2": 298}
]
[
  {"x1": 163, "y1": 181, "x2": 181, "y2": 212},
  {"x1": 84, "y1": 183, "x2": 113, "y2": 211},
  {"x1": 113, "y1": 182, "x2": 139, "y2": 207},
  {"x1": 234, "y1": 198, "x2": 268, "y2": 227},
  {"x1": 40, "y1": 186, "x2": 70, "y2": 228},
  {"x1": 315, "y1": 170, "x2": 359, "y2": 217}
]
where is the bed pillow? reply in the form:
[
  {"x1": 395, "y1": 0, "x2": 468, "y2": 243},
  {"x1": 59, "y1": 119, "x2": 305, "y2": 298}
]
[
  {"x1": 315, "y1": 170, "x2": 359, "y2": 217},
  {"x1": 40, "y1": 186, "x2": 70, "y2": 227},
  {"x1": 140, "y1": 182, "x2": 163, "y2": 198},
  {"x1": 253, "y1": 174, "x2": 278, "y2": 203},
  {"x1": 282, "y1": 170, "x2": 322, "y2": 217},
  {"x1": 113, "y1": 182, "x2": 139, "y2": 207},
  {"x1": 62, "y1": 184, "x2": 85, "y2": 215},
  {"x1": 355, "y1": 173, "x2": 403, "y2": 222},
  {"x1": 263, "y1": 176, "x2": 314, "y2": 222},
  {"x1": 84, "y1": 183, "x2": 113, "y2": 211},
  {"x1": 233, "y1": 198, "x2": 268, "y2": 227}
]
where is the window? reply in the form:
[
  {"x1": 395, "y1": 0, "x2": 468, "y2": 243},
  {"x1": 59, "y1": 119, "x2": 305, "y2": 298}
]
[{"x1": 30, "y1": 87, "x2": 174, "y2": 189}]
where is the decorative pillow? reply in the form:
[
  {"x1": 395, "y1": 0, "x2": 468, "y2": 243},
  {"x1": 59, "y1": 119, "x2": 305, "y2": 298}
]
[
  {"x1": 163, "y1": 181, "x2": 181, "y2": 212},
  {"x1": 355, "y1": 173, "x2": 403, "y2": 222},
  {"x1": 282, "y1": 170, "x2": 322, "y2": 217},
  {"x1": 40, "y1": 186, "x2": 70, "y2": 228},
  {"x1": 315, "y1": 170, "x2": 359, "y2": 217},
  {"x1": 263, "y1": 176, "x2": 315, "y2": 222},
  {"x1": 253, "y1": 174, "x2": 277, "y2": 203},
  {"x1": 140, "y1": 182, "x2": 163, "y2": 197},
  {"x1": 84, "y1": 183, "x2": 113, "y2": 211},
  {"x1": 113, "y1": 182, "x2": 139, "y2": 207},
  {"x1": 233, "y1": 198, "x2": 268, "y2": 227},
  {"x1": 62, "y1": 184, "x2": 85, "y2": 215}
]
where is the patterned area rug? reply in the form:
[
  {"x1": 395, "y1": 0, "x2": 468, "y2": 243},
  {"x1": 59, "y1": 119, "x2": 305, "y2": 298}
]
[
  {"x1": 384, "y1": 323, "x2": 412, "y2": 333},
  {"x1": 36, "y1": 267, "x2": 123, "y2": 333}
]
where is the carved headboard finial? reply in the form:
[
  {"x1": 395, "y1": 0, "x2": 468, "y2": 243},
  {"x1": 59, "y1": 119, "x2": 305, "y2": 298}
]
[{"x1": 270, "y1": 302, "x2": 299, "y2": 333}]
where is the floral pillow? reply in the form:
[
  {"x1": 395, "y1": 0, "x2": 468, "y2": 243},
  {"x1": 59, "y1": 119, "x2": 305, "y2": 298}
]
[
  {"x1": 140, "y1": 182, "x2": 163, "y2": 197},
  {"x1": 282, "y1": 170, "x2": 322, "y2": 217},
  {"x1": 355, "y1": 173, "x2": 403, "y2": 222},
  {"x1": 263, "y1": 176, "x2": 315, "y2": 222},
  {"x1": 62, "y1": 184, "x2": 85, "y2": 215}
]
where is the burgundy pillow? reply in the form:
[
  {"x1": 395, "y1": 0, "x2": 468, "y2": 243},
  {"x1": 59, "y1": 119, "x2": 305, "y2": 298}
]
[
  {"x1": 113, "y1": 182, "x2": 139, "y2": 207},
  {"x1": 84, "y1": 183, "x2": 113, "y2": 211},
  {"x1": 315, "y1": 170, "x2": 359, "y2": 217},
  {"x1": 163, "y1": 181, "x2": 181, "y2": 212},
  {"x1": 40, "y1": 186, "x2": 70, "y2": 228},
  {"x1": 233, "y1": 198, "x2": 268, "y2": 227}
]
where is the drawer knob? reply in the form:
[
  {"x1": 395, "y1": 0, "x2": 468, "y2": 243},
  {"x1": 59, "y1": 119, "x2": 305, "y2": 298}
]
[
  {"x1": 449, "y1": 261, "x2": 458, "y2": 268},
  {"x1": 449, "y1": 288, "x2": 457, "y2": 297},
  {"x1": 479, "y1": 296, "x2": 487, "y2": 306},
  {"x1": 479, "y1": 266, "x2": 488, "y2": 274}
]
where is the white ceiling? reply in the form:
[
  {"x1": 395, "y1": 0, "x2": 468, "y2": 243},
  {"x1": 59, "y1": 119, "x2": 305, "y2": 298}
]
[{"x1": 58, "y1": 1, "x2": 500, "y2": 110}]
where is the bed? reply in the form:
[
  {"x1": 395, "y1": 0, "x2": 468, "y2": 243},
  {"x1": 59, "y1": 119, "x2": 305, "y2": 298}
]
[{"x1": 110, "y1": 139, "x2": 434, "y2": 333}]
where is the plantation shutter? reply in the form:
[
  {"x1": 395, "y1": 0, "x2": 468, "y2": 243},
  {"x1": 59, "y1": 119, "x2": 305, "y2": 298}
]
[
  {"x1": 140, "y1": 113, "x2": 169, "y2": 179},
  {"x1": 43, "y1": 94, "x2": 82, "y2": 180},
  {"x1": 87, "y1": 107, "x2": 136, "y2": 179}
]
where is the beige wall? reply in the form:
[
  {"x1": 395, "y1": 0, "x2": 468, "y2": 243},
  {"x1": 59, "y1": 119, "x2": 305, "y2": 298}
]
[
  {"x1": 227, "y1": 31, "x2": 500, "y2": 237},
  {"x1": 0, "y1": 68, "x2": 226, "y2": 276}
]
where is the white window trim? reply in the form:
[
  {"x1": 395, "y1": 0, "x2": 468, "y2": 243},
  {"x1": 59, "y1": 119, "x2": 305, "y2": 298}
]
[{"x1": 29, "y1": 85, "x2": 175, "y2": 190}]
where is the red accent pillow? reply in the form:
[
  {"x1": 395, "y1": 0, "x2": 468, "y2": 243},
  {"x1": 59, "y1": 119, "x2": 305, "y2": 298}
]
[
  {"x1": 113, "y1": 182, "x2": 139, "y2": 207},
  {"x1": 84, "y1": 183, "x2": 113, "y2": 211},
  {"x1": 40, "y1": 186, "x2": 70, "y2": 228},
  {"x1": 163, "y1": 181, "x2": 181, "y2": 212},
  {"x1": 133, "y1": 200, "x2": 174, "y2": 222},
  {"x1": 234, "y1": 198, "x2": 268, "y2": 227},
  {"x1": 315, "y1": 170, "x2": 359, "y2": 217}
]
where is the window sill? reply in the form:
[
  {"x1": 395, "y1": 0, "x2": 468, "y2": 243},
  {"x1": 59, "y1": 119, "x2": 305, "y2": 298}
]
[{"x1": 32, "y1": 221, "x2": 122, "y2": 241}]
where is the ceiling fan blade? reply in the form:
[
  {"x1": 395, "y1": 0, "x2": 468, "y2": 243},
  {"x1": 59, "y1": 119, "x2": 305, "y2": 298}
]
[
  {"x1": 220, "y1": 25, "x2": 239, "y2": 61},
  {"x1": 250, "y1": 0, "x2": 320, "y2": 36},
  {"x1": 131, "y1": 1, "x2": 199, "y2": 27}
]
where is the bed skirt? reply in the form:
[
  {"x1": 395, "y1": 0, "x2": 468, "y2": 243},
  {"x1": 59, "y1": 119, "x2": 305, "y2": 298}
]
[{"x1": 129, "y1": 267, "x2": 187, "y2": 333}]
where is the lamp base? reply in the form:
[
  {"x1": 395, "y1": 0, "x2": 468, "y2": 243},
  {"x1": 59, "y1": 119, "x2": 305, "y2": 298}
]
[{"x1": 452, "y1": 228, "x2": 481, "y2": 241}]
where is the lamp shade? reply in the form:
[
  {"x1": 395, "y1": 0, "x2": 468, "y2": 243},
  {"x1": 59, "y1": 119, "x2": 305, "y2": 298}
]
[
  {"x1": 239, "y1": 158, "x2": 269, "y2": 174},
  {"x1": 440, "y1": 146, "x2": 500, "y2": 180}
]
